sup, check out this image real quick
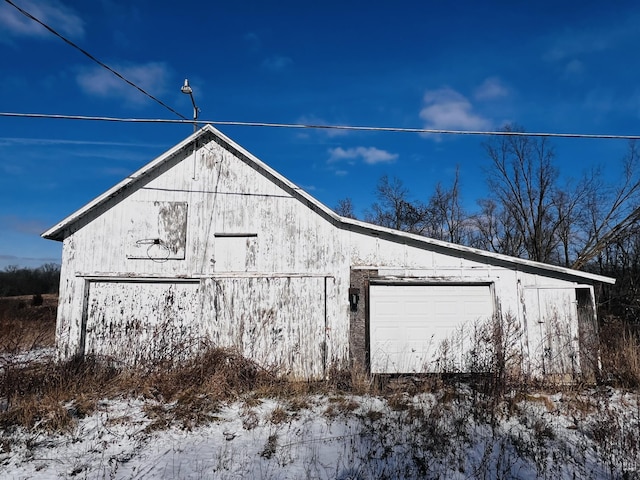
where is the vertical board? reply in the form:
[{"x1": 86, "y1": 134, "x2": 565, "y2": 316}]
[
  {"x1": 369, "y1": 284, "x2": 494, "y2": 374},
  {"x1": 84, "y1": 281, "x2": 201, "y2": 364},
  {"x1": 202, "y1": 276, "x2": 327, "y2": 378},
  {"x1": 523, "y1": 287, "x2": 579, "y2": 376}
]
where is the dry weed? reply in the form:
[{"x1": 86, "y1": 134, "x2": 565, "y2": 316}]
[
  {"x1": 599, "y1": 319, "x2": 640, "y2": 388},
  {"x1": 0, "y1": 295, "x2": 56, "y2": 353},
  {"x1": 0, "y1": 356, "x2": 120, "y2": 432},
  {"x1": 0, "y1": 347, "x2": 278, "y2": 433},
  {"x1": 513, "y1": 393, "x2": 555, "y2": 412},
  {"x1": 269, "y1": 406, "x2": 289, "y2": 425}
]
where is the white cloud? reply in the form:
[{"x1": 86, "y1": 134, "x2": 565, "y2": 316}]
[
  {"x1": 420, "y1": 87, "x2": 491, "y2": 131},
  {"x1": 474, "y1": 77, "x2": 509, "y2": 101},
  {"x1": 328, "y1": 146, "x2": 398, "y2": 165},
  {"x1": 262, "y1": 55, "x2": 293, "y2": 72},
  {"x1": 542, "y1": 17, "x2": 640, "y2": 73},
  {"x1": 76, "y1": 62, "x2": 170, "y2": 104},
  {"x1": 0, "y1": 0, "x2": 84, "y2": 40}
]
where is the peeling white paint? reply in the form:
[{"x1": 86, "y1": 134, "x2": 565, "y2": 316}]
[{"x1": 44, "y1": 126, "x2": 613, "y2": 379}]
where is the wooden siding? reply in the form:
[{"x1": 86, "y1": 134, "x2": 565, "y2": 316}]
[
  {"x1": 126, "y1": 201, "x2": 188, "y2": 260},
  {"x1": 522, "y1": 286, "x2": 580, "y2": 376},
  {"x1": 84, "y1": 281, "x2": 202, "y2": 364},
  {"x1": 201, "y1": 277, "x2": 328, "y2": 378},
  {"x1": 52, "y1": 129, "x2": 599, "y2": 379},
  {"x1": 55, "y1": 136, "x2": 349, "y2": 377}
]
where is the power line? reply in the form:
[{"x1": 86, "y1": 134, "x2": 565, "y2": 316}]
[
  {"x1": 3, "y1": 0, "x2": 187, "y2": 120},
  {"x1": 2, "y1": 111, "x2": 640, "y2": 140},
  {"x1": 0, "y1": 112, "x2": 190, "y2": 124},
  {"x1": 5, "y1": 0, "x2": 639, "y2": 142},
  {"x1": 5, "y1": 1, "x2": 640, "y2": 143}
]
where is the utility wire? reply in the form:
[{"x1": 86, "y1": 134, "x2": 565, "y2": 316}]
[
  {"x1": 5, "y1": 0, "x2": 639, "y2": 142},
  {"x1": 2, "y1": 111, "x2": 640, "y2": 140},
  {"x1": 6, "y1": 1, "x2": 640, "y2": 142},
  {"x1": 3, "y1": 0, "x2": 187, "y2": 120}
]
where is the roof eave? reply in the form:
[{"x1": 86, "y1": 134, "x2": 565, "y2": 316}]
[
  {"x1": 338, "y1": 217, "x2": 617, "y2": 285},
  {"x1": 41, "y1": 126, "x2": 208, "y2": 241}
]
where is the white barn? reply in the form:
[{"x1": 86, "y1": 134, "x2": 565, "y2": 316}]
[{"x1": 42, "y1": 125, "x2": 615, "y2": 379}]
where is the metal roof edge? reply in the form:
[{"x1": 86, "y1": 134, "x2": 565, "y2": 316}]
[
  {"x1": 41, "y1": 126, "x2": 206, "y2": 241},
  {"x1": 338, "y1": 217, "x2": 616, "y2": 284}
]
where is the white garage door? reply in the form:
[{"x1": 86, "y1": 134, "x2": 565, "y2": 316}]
[{"x1": 370, "y1": 284, "x2": 494, "y2": 374}]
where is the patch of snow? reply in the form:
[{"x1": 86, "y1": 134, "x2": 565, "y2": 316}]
[
  {"x1": 0, "y1": 347, "x2": 55, "y2": 369},
  {"x1": 0, "y1": 391, "x2": 638, "y2": 479}
]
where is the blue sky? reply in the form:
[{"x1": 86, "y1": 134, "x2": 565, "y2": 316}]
[{"x1": 1, "y1": 0, "x2": 639, "y2": 269}]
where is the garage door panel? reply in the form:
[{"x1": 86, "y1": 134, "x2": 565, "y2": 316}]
[
  {"x1": 201, "y1": 277, "x2": 326, "y2": 379},
  {"x1": 376, "y1": 301, "x2": 400, "y2": 315},
  {"x1": 370, "y1": 284, "x2": 493, "y2": 374},
  {"x1": 406, "y1": 326, "x2": 434, "y2": 338},
  {"x1": 84, "y1": 281, "x2": 202, "y2": 364},
  {"x1": 406, "y1": 302, "x2": 426, "y2": 315}
]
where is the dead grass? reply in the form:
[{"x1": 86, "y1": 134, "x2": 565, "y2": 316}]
[
  {"x1": 0, "y1": 356, "x2": 120, "y2": 432},
  {"x1": 599, "y1": 319, "x2": 640, "y2": 388},
  {"x1": 1, "y1": 294, "x2": 638, "y2": 438},
  {"x1": 0, "y1": 295, "x2": 56, "y2": 353},
  {"x1": 324, "y1": 396, "x2": 360, "y2": 419},
  {"x1": 269, "y1": 406, "x2": 289, "y2": 424},
  {"x1": 514, "y1": 393, "x2": 556, "y2": 412},
  {"x1": 0, "y1": 348, "x2": 281, "y2": 432}
]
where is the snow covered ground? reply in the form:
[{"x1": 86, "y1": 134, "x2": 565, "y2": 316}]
[
  {"x1": 0, "y1": 347, "x2": 54, "y2": 369},
  {"x1": 2, "y1": 388, "x2": 639, "y2": 479}
]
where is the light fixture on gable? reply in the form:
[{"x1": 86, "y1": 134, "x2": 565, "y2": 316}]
[{"x1": 181, "y1": 78, "x2": 199, "y2": 132}]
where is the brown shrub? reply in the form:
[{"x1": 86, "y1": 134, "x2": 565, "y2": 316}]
[
  {"x1": 142, "y1": 347, "x2": 277, "y2": 400},
  {"x1": 269, "y1": 406, "x2": 288, "y2": 424}
]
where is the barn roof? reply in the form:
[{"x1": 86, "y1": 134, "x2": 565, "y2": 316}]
[{"x1": 42, "y1": 124, "x2": 615, "y2": 285}]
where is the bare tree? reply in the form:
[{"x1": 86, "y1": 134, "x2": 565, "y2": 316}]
[
  {"x1": 553, "y1": 177, "x2": 594, "y2": 267},
  {"x1": 470, "y1": 198, "x2": 526, "y2": 257},
  {"x1": 426, "y1": 166, "x2": 469, "y2": 244},
  {"x1": 365, "y1": 175, "x2": 429, "y2": 234},
  {"x1": 478, "y1": 126, "x2": 640, "y2": 268},
  {"x1": 0, "y1": 263, "x2": 60, "y2": 296},
  {"x1": 572, "y1": 141, "x2": 640, "y2": 269},
  {"x1": 476, "y1": 125, "x2": 584, "y2": 263},
  {"x1": 364, "y1": 172, "x2": 473, "y2": 243},
  {"x1": 334, "y1": 197, "x2": 357, "y2": 219}
]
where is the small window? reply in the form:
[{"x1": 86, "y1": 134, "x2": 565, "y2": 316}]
[
  {"x1": 126, "y1": 201, "x2": 188, "y2": 260},
  {"x1": 214, "y1": 233, "x2": 258, "y2": 271}
]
